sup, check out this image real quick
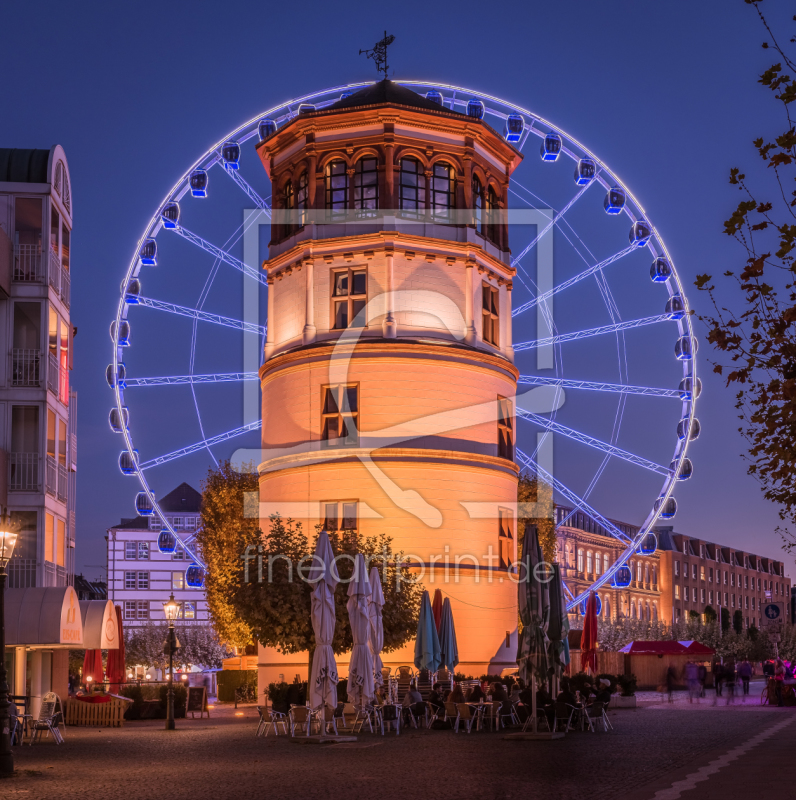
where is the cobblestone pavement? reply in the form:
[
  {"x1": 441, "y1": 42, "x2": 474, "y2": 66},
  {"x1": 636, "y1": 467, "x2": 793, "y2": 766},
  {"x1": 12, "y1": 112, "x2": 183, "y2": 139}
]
[{"x1": 4, "y1": 697, "x2": 794, "y2": 800}]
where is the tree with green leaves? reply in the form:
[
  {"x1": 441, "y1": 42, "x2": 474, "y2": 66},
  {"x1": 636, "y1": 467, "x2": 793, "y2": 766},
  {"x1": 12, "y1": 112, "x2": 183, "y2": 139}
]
[
  {"x1": 695, "y1": 3, "x2": 796, "y2": 547},
  {"x1": 517, "y1": 472, "x2": 556, "y2": 564},
  {"x1": 733, "y1": 609, "x2": 745, "y2": 634}
]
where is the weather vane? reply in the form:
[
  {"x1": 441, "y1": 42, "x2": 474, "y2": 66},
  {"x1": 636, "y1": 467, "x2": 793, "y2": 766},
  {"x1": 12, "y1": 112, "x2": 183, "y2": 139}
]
[{"x1": 360, "y1": 31, "x2": 395, "y2": 79}]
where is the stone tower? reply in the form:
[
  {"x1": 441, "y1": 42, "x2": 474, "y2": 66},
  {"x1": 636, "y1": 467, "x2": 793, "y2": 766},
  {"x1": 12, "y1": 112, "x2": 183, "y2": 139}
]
[{"x1": 255, "y1": 81, "x2": 523, "y2": 681}]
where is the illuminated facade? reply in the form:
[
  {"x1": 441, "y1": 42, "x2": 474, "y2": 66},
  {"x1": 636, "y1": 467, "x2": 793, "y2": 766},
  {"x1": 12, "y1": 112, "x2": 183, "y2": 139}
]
[{"x1": 255, "y1": 81, "x2": 523, "y2": 681}]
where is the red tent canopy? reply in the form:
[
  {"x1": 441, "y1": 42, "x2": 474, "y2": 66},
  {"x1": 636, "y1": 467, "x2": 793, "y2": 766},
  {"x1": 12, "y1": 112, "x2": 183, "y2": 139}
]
[
  {"x1": 580, "y1": 592, "x2": 598, "y2": 673},
  {"x1": 106, "y1": 605, "x2": 126, "y2": 692},
  {"x1": 82, "y1": 648, "x2": 104, "y2": 685},
  {"x1": 619, "y1": 641, "x2": 687, "y2": 655},
  {"x1": 678, "y1": 640, "x2": 716, "y2": 656}
]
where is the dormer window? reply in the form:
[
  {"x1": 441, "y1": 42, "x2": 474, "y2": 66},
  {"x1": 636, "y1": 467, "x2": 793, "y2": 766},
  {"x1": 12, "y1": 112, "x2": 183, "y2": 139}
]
[
  {"x1": 326, "y1": 160, "x2": 349, "y2": 218},
  {"x1": 353, "y1": 158, "x2": 378, "y2": 217},
  {"x1": 399, "y1": 158, "x2": 425, "y2": 218}
]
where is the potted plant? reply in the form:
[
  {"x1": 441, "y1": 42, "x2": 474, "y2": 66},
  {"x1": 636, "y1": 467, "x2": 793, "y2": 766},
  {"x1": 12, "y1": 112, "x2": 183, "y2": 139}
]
[
  {"x1": 267, "y1": 681, "x2": 290, "y2": 714},
  {"x1": 613, "y1": 673, "x2": 638, "y2": 708}
]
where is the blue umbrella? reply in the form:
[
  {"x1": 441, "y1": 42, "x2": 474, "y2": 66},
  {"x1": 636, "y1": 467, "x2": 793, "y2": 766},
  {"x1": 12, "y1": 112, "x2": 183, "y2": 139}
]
[
  {"x1": 438, "y1": 597, "x2": 459, "y2": 672},
  {"x1": 414, "y1": 590, "x2": 442, "y2": 672}
]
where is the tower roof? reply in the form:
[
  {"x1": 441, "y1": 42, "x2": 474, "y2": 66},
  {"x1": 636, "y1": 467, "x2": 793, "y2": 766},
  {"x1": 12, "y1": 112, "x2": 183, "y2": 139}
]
[
  {"x1": 326, "y1": 80, "x2": 465, "y2": 117},
  {"x1": 0, "y1": 148, "x2": 51, "y2": 183}
]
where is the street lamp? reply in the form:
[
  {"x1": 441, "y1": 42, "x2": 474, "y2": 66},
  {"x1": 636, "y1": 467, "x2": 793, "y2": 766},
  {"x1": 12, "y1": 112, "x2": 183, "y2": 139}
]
[
  {"x1": 163, "y1": 593, "x2": 180, "y2": 731},
  {"x1": 0, "y1": 507, "x2": 19, "y2": 775}
]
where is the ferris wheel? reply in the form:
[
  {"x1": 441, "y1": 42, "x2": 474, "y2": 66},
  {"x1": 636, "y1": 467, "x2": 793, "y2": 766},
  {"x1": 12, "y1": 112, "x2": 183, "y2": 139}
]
[{"x1": 108, "y1": 80, "x2": 699, "y2": 607}]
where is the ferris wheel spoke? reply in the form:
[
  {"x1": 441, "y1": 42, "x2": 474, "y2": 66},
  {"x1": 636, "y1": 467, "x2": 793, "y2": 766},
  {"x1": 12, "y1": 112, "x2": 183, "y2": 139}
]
[
  {"x1": 515, "y1": 448, "x2": 633, "y2": 545},
  {"x1": 511, "y1": 180, "x2": 593, "y2": 270},
  {"x1": 138, "y1": 420, "x2": 262, "y2": 470},
  {"x1": 514, "y1": 313, "x2": 672, "y2": 352},
  {"x1": 222, "y1": 166, "x2": 272, "y2": 218},
  {"x1": 516, "y1": 408, "x2": 669, "y2": 476},
  {"x1": 170, "y1": 225, "x2": 268, "y2": 286},
  {"x1": 135, "y1": 296, "x2": 266, "y2": 335},
  {"x1": 125, "y1": 372, "x2": 259, "y2": 387},
  {"x1": 517, "y1": 375, "x2": 681, "y2": 399},
  {"x1": 512, "y1": 245, "x2": 636, "y2": 318}
]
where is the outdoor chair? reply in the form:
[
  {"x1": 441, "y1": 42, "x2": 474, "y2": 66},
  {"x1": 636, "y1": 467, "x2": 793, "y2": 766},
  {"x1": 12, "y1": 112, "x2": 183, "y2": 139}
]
[
  {"x1": 380, "y1": 666, "x2": 391, "y2": 685},
  {"x1": 479, "y1": 701, "x2": 500, "y2": 732},
  {"x1": 553, "y1": 702, "x2": 577, "y2": 733},
  {"x1": 584, "y1": 702, "x2": 612, "y2": 733},
  {"x1": 256, "y1": 706, "x2": 287, "y2": 737},
  {"x1": 378, "y1": 704, "x2": 401, "y2": 735},
  {"x1": 288, "y1": 705, "x2": 314, "y2": 737},
  {"x1": 29, "y1": 695, "x2": 64, "y2": 746},
  {"x1": 499, "y1": 702, "x2": 519, "y2": 729},
  {"x1": 520, "y1": 704, "x2": 551, "y2": 733},
  {"x1": 416, "y1": 669, "x2": 433, "y2": 700},
  {"x1": 426, "y1": 700, "x2": 443, "y2": 723},
  {"x1": 10, "y1": 715, "x2": 23, "y2": 746},
  {"x1": 405, "y1": 701, "x2": 427, "y2": 729},
  {"x1": 353, "y1": 705, "x2": 377, "y2": 733},
  {"x1": 443, "y1": 701, "x2": 460, "y2": 730},
  {"x1": 315, "y1": 704, "x2": 338, "y2": 736},
  {"x1": 339, "y1": 703, "x2": 361, "y2": 733},
  {"x1": 455, "y1": 703, "x2": 479, "y2": 733}
]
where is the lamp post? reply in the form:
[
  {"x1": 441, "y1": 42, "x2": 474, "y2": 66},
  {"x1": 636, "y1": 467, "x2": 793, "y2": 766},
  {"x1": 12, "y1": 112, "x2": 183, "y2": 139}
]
[
  {"x1": 163, "y1": 593, "x2": 180, "y2": 731},
  {"x1": 0, "y1": 507, "x2": 19, "y2": 775}
]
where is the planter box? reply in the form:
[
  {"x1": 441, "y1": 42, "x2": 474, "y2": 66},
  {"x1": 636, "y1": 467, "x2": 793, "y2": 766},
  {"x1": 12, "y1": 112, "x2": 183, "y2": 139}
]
[{"x1": 611, "y1": 695, "x2": 637, "y2": 708}]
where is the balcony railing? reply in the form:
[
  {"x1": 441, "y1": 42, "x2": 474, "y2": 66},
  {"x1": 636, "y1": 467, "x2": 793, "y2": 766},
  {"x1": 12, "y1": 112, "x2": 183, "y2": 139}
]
[
  {"x1": 60, "y1": 266, "x2": 71, "y2": 308},
  {"x1": 13, "y1": 244, "x2": 45, "y2": 282},
  {"x1": 46, "y1": 454, "x2": 57, "y2": 495},
  {"x1": 11, "y1": 348, "x2": 42, "y2": 386},
  {"x1": 57, "y1": 463, "x2": 68, "y2": 502},
  {"x1": 47, "y1": 352, "x2": 59, "y2": 394},
  {"x1": 48, "y1": 251, "x2": 60, "y2": 293},
  {"x1": 7, "y1": 558, "x2": 37, "y2": 588},
  {"x1": 9, "y1": 452, "x2": 41, "y2": 491}
]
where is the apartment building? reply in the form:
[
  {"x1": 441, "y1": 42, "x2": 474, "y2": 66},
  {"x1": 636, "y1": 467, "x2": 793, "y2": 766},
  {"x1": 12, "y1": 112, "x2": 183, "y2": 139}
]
[
  {"x1": 0, "y1": 146, "x2": 76, "y2": 588},
  {"x1": 106, "y1": 482, "x2": 208, "y2": 626},
  {"x1": 656, "y1": 527, "x2": 791, "y2": 627}
]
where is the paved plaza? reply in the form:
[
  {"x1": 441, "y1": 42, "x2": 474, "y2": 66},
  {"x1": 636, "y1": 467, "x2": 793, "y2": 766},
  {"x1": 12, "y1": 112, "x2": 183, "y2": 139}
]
[{"x1": 3, "y1": 684, "x2": 795, "y2": 800}]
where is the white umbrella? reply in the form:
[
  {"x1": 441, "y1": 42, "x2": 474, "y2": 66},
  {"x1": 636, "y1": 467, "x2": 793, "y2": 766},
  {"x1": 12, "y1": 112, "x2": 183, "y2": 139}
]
[
  {"x1": 347, "y1": 554, "x2": 375, "y2": 707},
  {"x1": 308, "y1": 531, "x2": 339, "y2": 710},
  {"x1": 368, "y1": 566, "x2": 385, "y2": 690}
]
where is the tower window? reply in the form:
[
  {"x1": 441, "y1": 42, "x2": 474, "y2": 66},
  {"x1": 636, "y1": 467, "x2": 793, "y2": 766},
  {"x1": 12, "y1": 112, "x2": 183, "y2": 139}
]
[
  {"x1": 472, "y1": 175, "x2": 484, "y2": 233},
  {"x1": 431, "y1": 162, "x2": 454, "y2": 221},
  {"x1": 353, "y1": 158, "x2": 379, "y2": 217},
  {"x1": 326, "y1": 160, "x2": 349, "y2": 217},
  {"x1": 398, "y1": 158, "x2": 426, "y2": 218},
  {"x1": 296, "y1": 171, "x2": 309, "y2": 227},
  {"x1": 498, "y1": 508, "x2": 513, "y2": 569},
  {"x1": 322, "y1": 500, "x2": 359, "y2": 532},
  {"x1": 283, "y1": 180, "x2": 295, "y2": 237},
  {"x1": 321, "y1": 384, "x2": 359, "y2": 447},
  {"x1": 486, "y1": 186, "x2": 500, "y2": 244},
  {"x1": 332, "y1": 268, "x2": 367, "y2": 329},
  {"x1": 497, "y1": 396, "x2": 513, "y2": 460},
  {"x1": 482, "y1": 284, "x2": 499, "y2": 346}
]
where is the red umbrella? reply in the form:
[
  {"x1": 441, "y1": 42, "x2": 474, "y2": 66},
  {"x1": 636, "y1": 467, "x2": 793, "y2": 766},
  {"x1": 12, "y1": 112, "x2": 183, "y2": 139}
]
[
  {"x1": 580, "y1": 591, "x2": 599, "y2": 675},
  {"x1": 106, "y1": 606, "x2": 126, "y2": 694},
  {"x1": 82, "y1": 648, "x2": 104, "y2": 688},
  {"x1": 431, "y1": 589, "x2": 443, "y2": 634}
]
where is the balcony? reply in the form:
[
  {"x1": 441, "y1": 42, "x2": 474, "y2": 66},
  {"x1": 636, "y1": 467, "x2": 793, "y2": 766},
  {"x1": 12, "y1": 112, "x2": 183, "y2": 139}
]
[
  {"x1": 11, "y1": 349, "x2": 42, "y2": 387},
  {"x1": 60, "y1": 266, "x2": 71, "y2": 308},
  {"x1": 13, "y1": 244, "x2": 45, "y2": 283},
  {"x1": 48, "y1": 251, "x2": 60, "y2": 293},
  {"x1": 47, "y1": 352, "x2": 68, "y2": 404},
  {"x1": 9, "y1": 453, "x2": 41, "y2": 491},
  {"x1": 57, "y1": 463, "x2": 68, "y2": 502},
  {"x1": 46, "y1": 454, "x2": 57, "y2": 496},
  {"x1": 7, "y1": 558, "x2": 37, "y2": 588}
]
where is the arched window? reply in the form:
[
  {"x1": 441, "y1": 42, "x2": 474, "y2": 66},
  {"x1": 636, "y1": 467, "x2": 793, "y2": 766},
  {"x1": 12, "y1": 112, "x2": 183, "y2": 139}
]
[
  {"x1": 399, "y1": 158, "x2": 425, "y2": 217},
  {"x1": 577, "y1": 549, "x2": 584, "y2": 573},
  {"x1": 595, "y1": 552, "x2": 601, "y2": 576},
  {"x1": 637, "y1": 562, "x2": 643, "y2": 583},
  {"x1": 652, "y1": 603, "x2": 658, "y2": 621},
  {"x1": 486, "y1": 185, "x2": 500, "y2": 243},
  {"x1": 645, "y1": 564, "x2": 650, "y2": 585},
  {"x1": 325, "y1": 160, "x2": 348, "y2": 218},
  {"x1": 353, "y1": 157, "x2": 379, "y2": 216},
  {"x1": 472, "y1": 175, "x2": 484, "y2": 232},
  {"x1": 296, "y1": 171, "x2": 308, "y2": 227},
  {"x1": 652, "y1": 566, "x2": 657, "y2": 586},
  {"x1": 603, "y1": 553, "x2": 609, "y2": 574},
  {"x1": 283, "y1": 180, "x2": 295, "y2": 237},
  {"x1": 605, "y1": 596, "x2": 611, "y2": 620},
  {"x1": 586, "y1": 551, "x2": 593, "y2": 574},
  {"x1": 430, "y1": 162, "x2": 454, "y2": 221},
  {"x1": 645, "y1": 602, "x2": 650, "y2": 621},
  {"x1": 631, "y1": 601, "x2": 636, "y2": 619}
]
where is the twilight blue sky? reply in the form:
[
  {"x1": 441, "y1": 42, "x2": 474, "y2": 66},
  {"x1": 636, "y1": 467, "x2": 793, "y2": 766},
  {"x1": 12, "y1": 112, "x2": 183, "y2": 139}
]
[{"x1": 2, "y1": 0, "x2": 793, "y2": 580}]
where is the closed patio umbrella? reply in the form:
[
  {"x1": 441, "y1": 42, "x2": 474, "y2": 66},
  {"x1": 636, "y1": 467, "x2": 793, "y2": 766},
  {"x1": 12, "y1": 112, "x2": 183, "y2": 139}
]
[
  {"x1": 414, "y1": 590, "x2": 441, "y2": 673},
  {"x1": 368, "y1": 566, "x2": 385, "y2": 689},
  {"x1": 438, "y1": 597, "x2": 459, "y2": 673},
  {"x1": 580, "y1": 591, "x2": 599, "y2": 675},
  {"x1": 346, "y1": 554, "x2": 375, "y2": 707},
  {"x1": 431, "y1": 589, "x2": 443, "y2": 634},
  {"x1": 516, "y1": 524, "x2": 550, "y2": 733},
  {"x1": 106, "y1": 605, "x2": 126, "y2": 694},
  {"x1": 82, "y1": 648, "x2": 104, "y2": 688},
  {"x1": 308, "y1": 531, "x2": 339, "y2": 710},
  {"x1": 547, "y1": 564, "x2": 570, "y2": 692}
]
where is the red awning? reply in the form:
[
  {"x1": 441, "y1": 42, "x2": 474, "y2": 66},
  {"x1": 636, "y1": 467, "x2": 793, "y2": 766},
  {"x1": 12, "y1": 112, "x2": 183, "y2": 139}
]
[
  {"x1": 678, "y1": 640, "x2": 716, "y2": 656},
  {"x1": 618, "y1": 641, "x2": 688, "y2": 655}
]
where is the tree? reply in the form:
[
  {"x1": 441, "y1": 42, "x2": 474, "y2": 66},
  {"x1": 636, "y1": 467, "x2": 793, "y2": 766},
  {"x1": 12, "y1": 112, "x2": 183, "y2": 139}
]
[
  {"x1": 695, "y1": 3, "x2": 796, "y2": 538},
  {"x1": 517, "y1": 471, "x2": 556, "y2": 564},
  {"x1": 721, "y1": 607, "x2": 731, "y2": 632},
  {"x1": 230, "y1": 514, "x2": 423, "y2": 662},
  {"x1": 688, "y1": 609, "x2": 701, "y2": 621},
  {"x1": 733, "y1": 609, "x2": 744, "y2": 634},
  {"x1": 194, "y1": 460, "x2": 256, "y2": 650},
  {"x1": 704, "y1": 604, "x2": 717, "y2": 623},
  {"x1": 124, "y1": 622, "x2": 232, "y2": 671}
]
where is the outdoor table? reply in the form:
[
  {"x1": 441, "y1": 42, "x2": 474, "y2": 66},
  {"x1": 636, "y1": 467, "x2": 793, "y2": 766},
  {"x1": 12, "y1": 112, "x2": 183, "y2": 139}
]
[{"x1": 466, "y1": 702, "x2": 488, "y2": 731}]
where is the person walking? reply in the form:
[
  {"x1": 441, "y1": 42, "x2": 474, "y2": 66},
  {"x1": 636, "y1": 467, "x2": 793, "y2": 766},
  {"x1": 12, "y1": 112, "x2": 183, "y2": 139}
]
[
  {"x1": 738, "y1": 660, "x2": 753, "y2": 697},
  {"x1": 666, "y1": 665, "x2": 677, "y2": 703},
  {"x1": 774, "y1": 658, "x2": 786, "y2": 707},
  {"x1": 725, "y1": 660, "x2": 737, "y2": 705},
  {"x1": 714, "y1": 661, "x2": 725, "y2": 698},
  {"x1": 685, "y1": 661, "x2": 699, "y2": 704},
  {"x1": 697, "y1": 663, "x2": 707, "y2": 698}
]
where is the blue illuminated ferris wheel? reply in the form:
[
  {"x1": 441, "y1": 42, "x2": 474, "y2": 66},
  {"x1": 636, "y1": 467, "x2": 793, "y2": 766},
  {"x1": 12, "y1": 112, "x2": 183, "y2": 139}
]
[{"x1": 109, "y1": 80, "x2": 699, "y2": 606}]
